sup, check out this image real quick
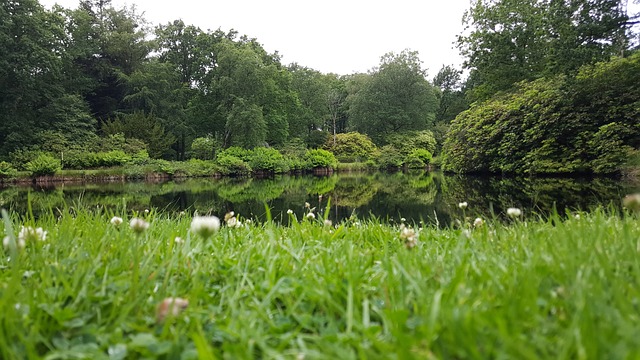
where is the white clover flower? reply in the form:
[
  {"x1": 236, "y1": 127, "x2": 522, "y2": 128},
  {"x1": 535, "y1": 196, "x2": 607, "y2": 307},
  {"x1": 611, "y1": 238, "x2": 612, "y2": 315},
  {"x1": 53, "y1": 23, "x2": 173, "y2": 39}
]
[
  {"x1": 304, "y1": 202, "x2": 311, "y2": 209},
  {"x1": 306, "y1": 212, "x2": 315, "y2": 220},
  {"x1": 473, "y1": 218, "x2": 484, "y2": 227},
  {"x1": 18, "y1": 226, "x2": 47, "y2": 243},
  {"x1": 110, "y1": 216, "x2": 123, "y2": 226},
  {"x1": 3, "y1": 236, "x2": 24, "y2": 250},
  {"x1": 174, "y1": 237, "x2": 183, "y2": 244},
  {"x1": 507, "y1": 208, "x2": 522, "y2": 217},
  {"x1": 400, "y1": 218, "x2": 406, "y2": 222},
  {"x1": 458, "y1": 202, "x2": 468, "y2": 210},
  {"x1": 574, "y1": 214, "x2": 580, "y2": 220},
  {"x1": 462, "y1": 229, "x2": 472, "y2": 238},
  {"x1": 226, "y1": 217, "x2": 239, "y2": 228},
  {"x1": 129, "y1": 218, "x2": 150, "y2": 233},
  {"x1": 144, "y1": 209, "x2": 150, "y2": 214},
  {"x1": 190, "y1": 216, "x2": 220, "y2": 238},
  {"x1": 224, "y1": 211, "x2": 235, "y2": 222},
  {"x1": 287, "y1": 209, "x2": 294, "y2": 215},
  {"x1": 156, "y1": 297, "x2": 189, "y2": 323},
  {"x1": 400, "y1": 227, "x2": 418, "y2": 249},
  {"x1": 324, "y1": 219, "x2": 332, "y2": 227},
  {"x1": 245, "y1": 219, "x2": 252, "y2": 224}
]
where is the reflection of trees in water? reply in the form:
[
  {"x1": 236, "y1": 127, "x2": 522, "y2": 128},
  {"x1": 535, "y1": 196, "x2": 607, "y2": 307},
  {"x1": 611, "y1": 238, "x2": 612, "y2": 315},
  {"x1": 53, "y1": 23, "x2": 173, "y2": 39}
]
[
  {"x1": 0, "y1": 173, "x2": 637, "y2": 224},
  {"x1": 329, "y1": 174, "x2": 379, "y2": 208},
  {"x1": 376, "y1": 171, "x2": 438, "y2": 206},
  {"x1": 438, "y1": 175, "x2": 631, "y2": 220}
]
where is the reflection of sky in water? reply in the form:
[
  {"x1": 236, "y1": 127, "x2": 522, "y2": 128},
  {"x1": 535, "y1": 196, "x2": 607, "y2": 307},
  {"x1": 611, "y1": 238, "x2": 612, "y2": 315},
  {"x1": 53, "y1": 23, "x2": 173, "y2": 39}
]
[{"x1": 1, "y1": 172, "x2": 638, "y2": 227}]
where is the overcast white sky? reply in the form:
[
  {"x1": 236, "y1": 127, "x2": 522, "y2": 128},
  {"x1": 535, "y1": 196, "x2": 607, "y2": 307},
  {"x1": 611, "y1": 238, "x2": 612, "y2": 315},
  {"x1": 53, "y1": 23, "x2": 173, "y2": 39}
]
[{"x1": 39, "y1": 0, "x2": 470, "y2": 77}]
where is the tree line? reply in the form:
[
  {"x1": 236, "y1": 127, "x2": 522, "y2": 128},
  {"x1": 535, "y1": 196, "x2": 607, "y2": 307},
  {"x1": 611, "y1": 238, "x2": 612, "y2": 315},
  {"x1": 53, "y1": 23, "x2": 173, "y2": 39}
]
[
  {"x1": 1, "y1": 0, "x2": 638, "y2": 175},
  {"x1": 0, "y1": 0, "x2": 451, "y2": 166}
]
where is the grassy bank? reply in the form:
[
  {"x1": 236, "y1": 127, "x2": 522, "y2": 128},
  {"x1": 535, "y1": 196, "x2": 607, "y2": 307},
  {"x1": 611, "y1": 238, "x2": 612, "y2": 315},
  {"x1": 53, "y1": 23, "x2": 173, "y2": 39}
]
[{"x1": 1, "y1": 207, "x2": 639, "y2": 358}]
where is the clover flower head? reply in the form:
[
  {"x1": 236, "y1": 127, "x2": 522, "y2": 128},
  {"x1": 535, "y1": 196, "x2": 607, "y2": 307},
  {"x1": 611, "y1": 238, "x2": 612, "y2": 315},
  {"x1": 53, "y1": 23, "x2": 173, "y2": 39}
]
[
  {"x1": 227, "y1": 216, "x2": 242, "y2": 228},
  {"x1": 400, "y1": 227, "x2": 418, "y2": 249},
  {"x1": 507, "y1": 207, "x2": 522, "y2": 217},
  {"x1": 224, "y1": 211, "x2": 235, "y2": 222},
  {"x1": 324, "y1": 219, "x2": 332, "y2": 227},
  {"x1": 18, "y1": 226, "x2": 47, "y2": 243},
  {"x1": 190, "y1": 216, "x2": 220, "y2": 238},
  {"x1": 287, "y1": 209, "x2": 294, "y2": 215},
  {"x1": 306, "y1": 212, "x2": 315, "y2": 220},
  {"x1": 304, "y1": 202, "x2": 311, "y2": 208},
  {"x1": 174, "y1": 237, "x2": 183, "y2": 244},
  {"x1": 110, "y1": 216, "x2": 123, "y2": 226},
  {"x1": 473, "y1": 218, "x2": 484, "y2": 227},
  {"x1": 3, "y1": 235, "x2": 25, "y2": 250},
  {"x1": 458, "y1": 202, "x2": 468, "y2": 210},
  {"x1": 129, "y1": 218, "x2": 150, "y2": 233}
]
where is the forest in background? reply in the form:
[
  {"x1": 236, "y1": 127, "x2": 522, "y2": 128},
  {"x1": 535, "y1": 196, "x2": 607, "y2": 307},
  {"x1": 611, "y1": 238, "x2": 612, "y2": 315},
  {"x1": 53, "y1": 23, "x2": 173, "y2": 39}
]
[{"x1": 1, "y1": 0, "x2": 639, "y2": 176}]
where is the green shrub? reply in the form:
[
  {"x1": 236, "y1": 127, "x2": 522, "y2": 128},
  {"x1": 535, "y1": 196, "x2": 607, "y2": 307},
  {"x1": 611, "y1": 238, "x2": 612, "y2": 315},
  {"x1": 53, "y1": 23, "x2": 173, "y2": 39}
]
[
  {"x1": 405, "y1": 149, "x2": 433, "y2": 168},
  {"x1": 9, "y1": 148, "x2": 41, "y2": 170},
  {"x1": 131, "y1": 150, "x2": 150, "y2": 165},
  {"x1": 219, "y1": 147, "x2": 253, "y2": 162},
  {"x1": 190, "y1": 137, "x2": 217, "y2": 160},
  {"x1": 216, "y1": 155, "x2": 252, "y2": 175},
  {"x1": 376, "y1": 146, "x2": 404, "y2": 169},
  {"x1": 385, "y1": 131, "x2": 437, "y2": 156},
  {"x1": 100, "y1": 150, "x2": 131, "y2": 167},
  {"x1": 304, "y1": 149, "x2": 337, "y2": 169},
  {"x1": 405, "y1": 155, "x2": 425, "y2": 169},
  {"x1": 249, "y1": 147, "x2": 288, "y2": 173},
  {"x1": 0, "y1": 161, "x2": 17, "y2": 179},
  {"x1": 26, "y1": 153, "x2": 62, "y2": 176},
  {"x1": 442, "y1": 53, "x2": 640, "y2": 174},
  {"x1": 184, "y1": 159, "x2": 217, "y2": 177},
  {"x1": 63, "y1": 150, "x2": 96, "y2": 169},
  {"x1": 324, "y1": 132, "x2": 377, "y2": 162}
]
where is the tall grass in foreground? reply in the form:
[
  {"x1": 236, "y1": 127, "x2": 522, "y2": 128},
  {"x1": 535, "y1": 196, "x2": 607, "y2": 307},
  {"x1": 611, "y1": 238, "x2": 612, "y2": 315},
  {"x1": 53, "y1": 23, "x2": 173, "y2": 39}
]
[{"x1": 0, "y1": 207, "x2": 639, "y2": 359}]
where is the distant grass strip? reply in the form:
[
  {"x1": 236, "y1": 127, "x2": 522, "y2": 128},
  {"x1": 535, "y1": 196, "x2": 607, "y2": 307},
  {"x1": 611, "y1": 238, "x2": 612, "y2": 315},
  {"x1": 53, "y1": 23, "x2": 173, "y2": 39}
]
[{"x1": 0, "y1": 207, "x2": 639, "y2": 359}]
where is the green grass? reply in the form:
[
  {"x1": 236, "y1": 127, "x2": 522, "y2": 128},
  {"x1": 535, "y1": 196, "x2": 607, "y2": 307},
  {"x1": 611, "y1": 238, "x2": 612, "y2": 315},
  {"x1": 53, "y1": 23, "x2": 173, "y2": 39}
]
[{"x1": 1, "y1": 207, "x2": 639, "y2": 359}]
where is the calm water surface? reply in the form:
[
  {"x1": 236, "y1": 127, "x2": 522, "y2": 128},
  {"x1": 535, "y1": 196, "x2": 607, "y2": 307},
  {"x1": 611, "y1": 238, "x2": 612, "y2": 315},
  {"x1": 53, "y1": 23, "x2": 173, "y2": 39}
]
[{"x1": 0, "y1": 171, "x2": 638, "y2": 227}]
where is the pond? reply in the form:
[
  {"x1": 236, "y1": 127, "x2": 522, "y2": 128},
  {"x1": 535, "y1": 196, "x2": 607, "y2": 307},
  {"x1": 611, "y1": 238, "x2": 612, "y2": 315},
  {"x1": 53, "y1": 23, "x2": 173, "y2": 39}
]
[{"x1": 0, "y1": 171, "x2": 638, "y2": 227}]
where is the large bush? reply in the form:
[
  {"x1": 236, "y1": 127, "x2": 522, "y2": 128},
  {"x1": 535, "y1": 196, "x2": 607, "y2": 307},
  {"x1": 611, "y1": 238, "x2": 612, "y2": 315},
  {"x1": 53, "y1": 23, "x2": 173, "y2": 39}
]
[
  {"x1": 376, "y1": 146, "x2": 404, "y2": 169},
  {"x1": 249, "y1": 147, "x2": 288, "y2": 173},
  {"x1": 385, "y1": 130, "x2": 437, "y2": 156},
  {"x1": 405, "y1": 149, "x2": 433, "y2": 168},
  {"x1": 216, "y1": 154, "x2": 252, "y2": 175},
  {"x1": 304, "y1": 149, "x2": 337, "y2": 169},
  {"x1": 0, "y1": 161, "x2": 17, "y2": 179},
  {"x1": 26, "y1": 153, "x2": 62, "y2": 176},
  {"x1": 324, "y1": 132, "x2": 377, "y2": 162},
  {"x1": 441, "y1": 53, "x2": 640, "y2": 175},
  {"x1": 218, "y1": 147, "x2": 252, "y2": 162},
  {"x1": 190, "y1": 137, "x2": 217, "y2": 160}
]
